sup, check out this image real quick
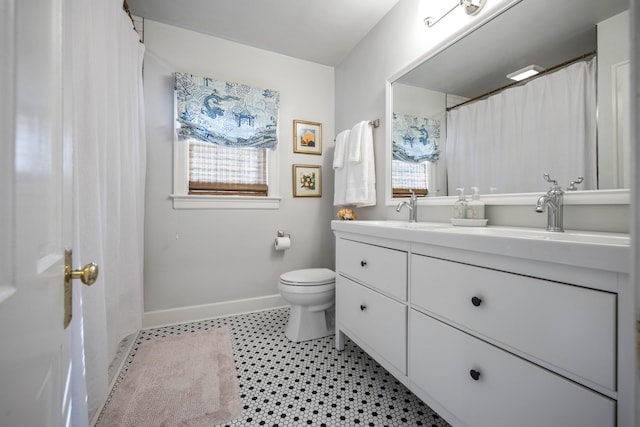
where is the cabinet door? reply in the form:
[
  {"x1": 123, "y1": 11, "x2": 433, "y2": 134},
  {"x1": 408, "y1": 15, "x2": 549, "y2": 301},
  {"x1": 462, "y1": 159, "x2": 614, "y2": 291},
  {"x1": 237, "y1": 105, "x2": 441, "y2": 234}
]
[
  {"x1": 411, "y1": 254, "x2": 616, "y2": 391},
  {"x1": 409, "y1": 310, "x2": 615, "y2": 427},
  {"x1": 337, "y1": 276, "x2": 407, "y2": 373},
  {"x1": 336, "y1": 238, "x2": 407, "y2": 300}
]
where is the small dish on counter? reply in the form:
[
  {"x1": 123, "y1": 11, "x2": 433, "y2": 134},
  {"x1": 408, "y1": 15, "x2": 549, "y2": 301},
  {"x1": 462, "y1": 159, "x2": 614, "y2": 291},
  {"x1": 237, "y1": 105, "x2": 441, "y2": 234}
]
[{"x1": 451, "y1": 218, "x2": 488, "y2": 227}]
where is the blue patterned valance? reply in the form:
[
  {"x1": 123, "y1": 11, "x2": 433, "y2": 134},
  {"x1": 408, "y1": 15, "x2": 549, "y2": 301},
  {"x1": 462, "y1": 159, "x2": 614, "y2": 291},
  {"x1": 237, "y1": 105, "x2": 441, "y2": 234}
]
[
  {"x1": 392, "y1": 113, "x2": 441, "y2": 163},
  {"x1": 175, "y1": 73, "x2": 280, "y2": 149}
]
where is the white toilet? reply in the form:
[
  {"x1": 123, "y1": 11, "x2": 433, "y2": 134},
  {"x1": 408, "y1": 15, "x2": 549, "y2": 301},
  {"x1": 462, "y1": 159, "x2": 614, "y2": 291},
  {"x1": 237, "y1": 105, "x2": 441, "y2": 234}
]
[{"x1": 278, "y1": 268, "x2": 336, "y2": 342}]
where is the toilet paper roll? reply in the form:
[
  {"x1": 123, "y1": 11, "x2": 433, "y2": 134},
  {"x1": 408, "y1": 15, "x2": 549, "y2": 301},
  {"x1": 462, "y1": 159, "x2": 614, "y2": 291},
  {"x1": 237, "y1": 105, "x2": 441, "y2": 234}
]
[{"x1": 274, "y1": 236, "x2": 291, "y2": 251}]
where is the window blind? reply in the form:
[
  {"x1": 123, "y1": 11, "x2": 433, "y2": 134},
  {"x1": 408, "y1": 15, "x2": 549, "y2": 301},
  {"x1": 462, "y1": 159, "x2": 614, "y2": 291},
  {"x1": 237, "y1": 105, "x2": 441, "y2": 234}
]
[
  {"x1": 189, "y1": 142, "x2": 268, "y2": 196},
  {"x1": 391, "y1": 160, "x2": 429, "y2": 198}
]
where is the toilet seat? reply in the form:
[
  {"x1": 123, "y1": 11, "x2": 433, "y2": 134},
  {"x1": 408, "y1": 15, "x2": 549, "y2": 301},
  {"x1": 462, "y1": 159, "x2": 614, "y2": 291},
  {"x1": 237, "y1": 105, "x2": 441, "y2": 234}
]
[{"x1": 280, "y1": 268, "x2": 335, "y2": 286}]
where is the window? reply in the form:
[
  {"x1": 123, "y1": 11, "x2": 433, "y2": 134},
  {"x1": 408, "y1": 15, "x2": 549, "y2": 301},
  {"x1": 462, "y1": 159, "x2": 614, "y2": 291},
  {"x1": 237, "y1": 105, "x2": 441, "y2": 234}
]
[
  {"x1": 188, "y1": 142, "x2": 268, "y2": 196},
  {"x1": 171, "y1": 72, "x2": 281, "y2": 209},
  {"x1": 172, "y1": 140, "x2": 280, "y2": 209}
]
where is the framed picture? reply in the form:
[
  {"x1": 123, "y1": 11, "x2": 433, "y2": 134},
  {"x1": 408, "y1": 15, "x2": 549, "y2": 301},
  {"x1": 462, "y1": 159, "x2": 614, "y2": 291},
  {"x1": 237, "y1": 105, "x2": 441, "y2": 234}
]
[
  {"x1": 292, "y1": 164, "x2": 322, "y2": 197},
  {"x1": 293, "y1": 120, "x2": 322, "y2": 155}
]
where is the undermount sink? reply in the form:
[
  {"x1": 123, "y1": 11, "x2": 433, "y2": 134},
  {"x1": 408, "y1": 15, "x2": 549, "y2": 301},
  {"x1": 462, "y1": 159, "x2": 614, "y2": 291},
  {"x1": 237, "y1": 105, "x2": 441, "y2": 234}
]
[
  {"x1": 397, "y1": 222, "x2": 452, "y2": 229},
  {"x1": 433, "y1": 226, "x2": 630, "y2": 246},
  {"x1": 344, "y1": 220, "x2": 450, "y2": 229}
]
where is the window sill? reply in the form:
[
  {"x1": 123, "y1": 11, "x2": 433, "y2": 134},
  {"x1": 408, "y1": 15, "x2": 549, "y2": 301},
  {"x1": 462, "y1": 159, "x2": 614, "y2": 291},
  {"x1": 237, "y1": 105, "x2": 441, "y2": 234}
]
[
  {"x1": 385, "y1": 189, "x2": 630, "y2": 206},
  {"x1": 170, "y1": 194, "x2": 281, "y2": 210}
]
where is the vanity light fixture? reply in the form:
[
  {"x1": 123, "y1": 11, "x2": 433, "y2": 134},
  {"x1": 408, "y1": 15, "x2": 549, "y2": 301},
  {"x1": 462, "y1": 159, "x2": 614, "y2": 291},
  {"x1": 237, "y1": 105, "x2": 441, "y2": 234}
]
[
  {"x1": 462, "y1": 0, "x2": 486, "y2": 16},
  {"x1": 507, "y1": 64, "x2": 545, "y2": 81},
  {"x1": 424, "y1": 0, "x2": 487, "y2": 28}
]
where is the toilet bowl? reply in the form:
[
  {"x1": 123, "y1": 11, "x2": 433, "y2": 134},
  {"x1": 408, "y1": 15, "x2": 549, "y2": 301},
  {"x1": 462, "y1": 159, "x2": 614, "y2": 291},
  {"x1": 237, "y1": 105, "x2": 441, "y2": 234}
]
[{"x1": 278, "y1": 268, "x2": 335, "y2": 342}]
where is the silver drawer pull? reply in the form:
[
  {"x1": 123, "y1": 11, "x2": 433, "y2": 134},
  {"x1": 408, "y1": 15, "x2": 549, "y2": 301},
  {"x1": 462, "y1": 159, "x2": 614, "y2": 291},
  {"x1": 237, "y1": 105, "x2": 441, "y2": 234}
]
[
  {"x1": 471, "y1": 296, "x2": 482, "y2": 307},
  {"x1": 360, "y1": 260, "x2": 367, "y2": 267},
  {"x1": 360, "y1": 304, "x2": 367, "y2": 311},
  {"x1": 469, "y1": 369, "x2": 481, "y2": 381}
]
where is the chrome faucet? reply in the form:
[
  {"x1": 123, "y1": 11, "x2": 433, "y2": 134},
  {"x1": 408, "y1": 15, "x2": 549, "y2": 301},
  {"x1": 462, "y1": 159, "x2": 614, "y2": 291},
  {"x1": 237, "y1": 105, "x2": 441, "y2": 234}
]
[
  {"x1": 396, "y1": 189, "x2": 418, "y2": 223},
  {"x1": 535, "y1": 173, "x2": 582, "y2": 232},
  {"x1": 535, "y1": 174, "x2": 564, "y2": 232}
]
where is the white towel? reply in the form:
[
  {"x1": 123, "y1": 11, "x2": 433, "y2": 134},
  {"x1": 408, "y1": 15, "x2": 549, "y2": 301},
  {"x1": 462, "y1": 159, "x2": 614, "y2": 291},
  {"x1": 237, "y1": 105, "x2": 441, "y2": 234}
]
[
  {"x1": 333, "y1": 130, "x2": 349, "y2": 169},
  {"x1": 347, "y1": 120, "x2": 369, "y2": 162},
  {"x1": 345, "y1": 121, "x2": 376, "y2": 207},
  {"x1": 333, "y1": 130, "x2": 351, "y2": 206}
]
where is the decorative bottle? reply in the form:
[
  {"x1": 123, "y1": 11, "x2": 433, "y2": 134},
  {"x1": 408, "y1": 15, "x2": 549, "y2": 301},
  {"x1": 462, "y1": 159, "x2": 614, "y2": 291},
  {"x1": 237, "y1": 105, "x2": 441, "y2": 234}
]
[
  {"x1": 453, "y1": 188, "x2": 467, "y2": 219},
  {"x1": 466, "y1": 187, "x2": 485, "y2": 219}
]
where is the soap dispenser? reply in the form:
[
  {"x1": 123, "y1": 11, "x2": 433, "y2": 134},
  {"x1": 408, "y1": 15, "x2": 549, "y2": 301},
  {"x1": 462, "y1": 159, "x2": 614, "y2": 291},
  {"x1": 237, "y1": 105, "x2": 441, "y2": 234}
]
[
  {"x1": 466, "y1": 187, "x2": 485, "y2": 219},
  {"x1": 453, "y1": 188, "x2": 467, "y2": 219}
]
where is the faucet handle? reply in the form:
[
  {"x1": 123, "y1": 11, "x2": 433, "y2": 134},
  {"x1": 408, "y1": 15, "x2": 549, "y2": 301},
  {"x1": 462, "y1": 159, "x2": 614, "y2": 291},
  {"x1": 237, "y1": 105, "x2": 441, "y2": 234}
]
[
  {"x1": 566, "y1": 176, "x2": 584, "y2": 191},
  {"x1": 542, "y1": 173, "x2": 563, "y2": 193},
  {"x1": 542, "y1": 173, "x2": 557, "y2": 185}
]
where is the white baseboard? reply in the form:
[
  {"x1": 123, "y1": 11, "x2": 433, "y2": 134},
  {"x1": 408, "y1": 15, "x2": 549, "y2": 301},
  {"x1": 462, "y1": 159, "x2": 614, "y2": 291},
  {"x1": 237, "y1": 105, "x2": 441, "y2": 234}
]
[{"x1": 143, "y1": 294, "x2": 288, "y2": 328}]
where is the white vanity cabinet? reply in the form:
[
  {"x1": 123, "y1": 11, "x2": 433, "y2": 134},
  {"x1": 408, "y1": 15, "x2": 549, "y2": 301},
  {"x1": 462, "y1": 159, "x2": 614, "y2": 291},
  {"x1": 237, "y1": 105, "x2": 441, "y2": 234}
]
[
  {"x1": 335, "y1": 237, "x2": 407, "y2": 300},
  {"x1": 410, "y1": 254, "x2": 616, "y2": 392},
  {"x1": 334, "y1": 235, "x2": 409, "y2": 378},
  {"x1": 337, "y1": 276, "x2": 407, "y2": 373},
  {"x1": 409, "y1": 311, "x2": 616, "y2": 427},
  {"x1": 409, "y1": 254, "x2": 617, "y2": 427},
  {"x1": 332, "y1": 221, "x2": 633, "y2": 427}
]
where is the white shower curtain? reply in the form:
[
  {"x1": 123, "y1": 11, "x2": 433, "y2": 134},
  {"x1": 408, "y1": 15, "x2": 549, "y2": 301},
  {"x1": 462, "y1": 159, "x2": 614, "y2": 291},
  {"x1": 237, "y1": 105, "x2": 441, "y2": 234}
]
[
  {"x1": 65, "y1": 0, "x2": 146, "y2": 423},
  {"x1": 446, "y1": 59, "x2": 597, "y2": 194}
]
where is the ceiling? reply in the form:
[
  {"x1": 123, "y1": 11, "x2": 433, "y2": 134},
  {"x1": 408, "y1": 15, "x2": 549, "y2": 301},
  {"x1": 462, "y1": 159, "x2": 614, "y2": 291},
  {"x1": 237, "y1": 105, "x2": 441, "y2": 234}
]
[
  {"x1": 398, "y1": 0, "x2": 629, "y2": 99},
  {"x1": 126, "y1": 0, "x2": 401, "y2": 66}
]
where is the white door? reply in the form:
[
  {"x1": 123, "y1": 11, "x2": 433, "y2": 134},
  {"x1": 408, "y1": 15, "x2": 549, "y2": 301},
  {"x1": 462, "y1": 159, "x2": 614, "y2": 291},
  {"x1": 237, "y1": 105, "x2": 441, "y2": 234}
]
[{"x1": 0, "y1": 0, "x2": 89, "y2": 425}]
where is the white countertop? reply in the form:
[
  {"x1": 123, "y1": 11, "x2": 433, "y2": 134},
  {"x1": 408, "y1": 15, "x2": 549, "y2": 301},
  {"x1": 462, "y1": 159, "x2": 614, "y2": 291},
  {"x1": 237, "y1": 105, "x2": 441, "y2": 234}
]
[{"x1": 331, "y1": 220, "x2": 630, "y2": 274}]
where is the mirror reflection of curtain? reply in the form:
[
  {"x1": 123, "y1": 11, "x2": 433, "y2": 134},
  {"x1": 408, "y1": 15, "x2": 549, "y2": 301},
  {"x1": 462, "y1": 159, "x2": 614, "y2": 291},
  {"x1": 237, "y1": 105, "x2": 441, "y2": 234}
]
[{"x1": 446, "y1": 58, "x2": 597, "y2": 194}]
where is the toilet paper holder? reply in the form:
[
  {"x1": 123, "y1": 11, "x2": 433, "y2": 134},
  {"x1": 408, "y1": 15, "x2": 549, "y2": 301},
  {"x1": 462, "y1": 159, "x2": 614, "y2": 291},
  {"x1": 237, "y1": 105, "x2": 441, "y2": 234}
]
[{"x1": 274, "y1": 230, "x2": 292, "y2": 251}]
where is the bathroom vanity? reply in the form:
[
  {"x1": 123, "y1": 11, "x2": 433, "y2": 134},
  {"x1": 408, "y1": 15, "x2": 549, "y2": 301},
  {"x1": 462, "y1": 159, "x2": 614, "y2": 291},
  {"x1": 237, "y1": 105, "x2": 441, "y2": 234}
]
[{"x1": 332, "y1": 220, "x2": 633, "y2": 427}]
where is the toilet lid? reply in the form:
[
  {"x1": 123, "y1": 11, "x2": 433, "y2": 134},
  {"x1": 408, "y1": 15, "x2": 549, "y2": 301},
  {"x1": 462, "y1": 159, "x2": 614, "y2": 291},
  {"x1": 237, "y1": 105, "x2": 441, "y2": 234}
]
[{"x1": 280, "y1": 268, "x2": 335, "y2": 286}]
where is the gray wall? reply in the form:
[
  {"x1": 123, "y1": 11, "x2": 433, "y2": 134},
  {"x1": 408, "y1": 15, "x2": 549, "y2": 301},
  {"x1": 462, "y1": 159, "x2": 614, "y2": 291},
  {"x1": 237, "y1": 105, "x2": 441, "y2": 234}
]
[
  {"x1": 143, "y1": 20, "x2": 336, "y2": 312},
  {"x1": 142, "y1": 0, "x2": 633, "y2": 315}
]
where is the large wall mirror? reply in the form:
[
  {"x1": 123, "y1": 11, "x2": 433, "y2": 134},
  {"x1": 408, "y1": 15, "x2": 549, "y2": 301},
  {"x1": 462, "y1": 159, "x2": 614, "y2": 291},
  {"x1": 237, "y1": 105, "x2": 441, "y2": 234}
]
[{"x1": 387, "y1": 0, "x2": 630, "y2": 204}]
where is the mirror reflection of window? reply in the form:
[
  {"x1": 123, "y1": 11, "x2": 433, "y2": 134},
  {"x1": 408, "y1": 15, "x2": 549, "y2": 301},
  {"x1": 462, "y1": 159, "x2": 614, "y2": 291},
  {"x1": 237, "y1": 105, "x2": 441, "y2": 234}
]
[
  {"x1": 391, "y1": 85, "x2": 447, "y2": 197},
  {"x1": 391, "y1": 112, "x2": 442, "y2": 197}
]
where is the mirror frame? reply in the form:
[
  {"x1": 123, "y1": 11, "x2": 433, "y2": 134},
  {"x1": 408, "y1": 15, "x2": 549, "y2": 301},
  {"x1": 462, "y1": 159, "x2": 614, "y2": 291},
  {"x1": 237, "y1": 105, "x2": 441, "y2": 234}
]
[{"x1": 384, "y1": 0, "x2": 630, "y2": 207}]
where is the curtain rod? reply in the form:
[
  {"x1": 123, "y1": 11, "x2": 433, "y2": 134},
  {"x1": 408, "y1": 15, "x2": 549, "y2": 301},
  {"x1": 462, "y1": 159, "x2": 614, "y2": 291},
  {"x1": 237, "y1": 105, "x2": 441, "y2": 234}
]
[
  {"x1": 333, "y1": 119, "x2": 379, "y2": 141},
  {"x1": 446, "y1": 50, "x2": 597, "y2": 112},
  {"x1": 123, "y1": 0, "x2": 134, "y2": 24}
]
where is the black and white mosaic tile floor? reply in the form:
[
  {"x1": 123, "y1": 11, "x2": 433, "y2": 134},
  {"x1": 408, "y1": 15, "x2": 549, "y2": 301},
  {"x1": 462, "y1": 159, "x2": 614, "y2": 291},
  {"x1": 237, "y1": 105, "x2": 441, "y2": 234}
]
[{"x1": 105, "y1": 307, "x2": 451, "y2": 427}]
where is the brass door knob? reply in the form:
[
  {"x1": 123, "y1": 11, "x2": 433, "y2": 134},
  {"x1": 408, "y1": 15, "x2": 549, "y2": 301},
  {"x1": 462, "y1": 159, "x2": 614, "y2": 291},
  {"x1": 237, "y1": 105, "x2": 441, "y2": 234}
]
[{"x1": 67, "y1": 262, "x2": 99, "y2": 286}]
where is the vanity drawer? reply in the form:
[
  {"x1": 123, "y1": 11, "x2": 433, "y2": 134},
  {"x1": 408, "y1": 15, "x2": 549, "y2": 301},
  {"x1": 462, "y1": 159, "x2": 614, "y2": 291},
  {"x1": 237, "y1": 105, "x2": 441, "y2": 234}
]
[
  {"x1": 336, "y1": 238, "x2": 407, "y2": 300},
  {"x1": 337, "y1": 275, "x2": 407, "y2": 373},
  {"x1": 410, "y1": 254, "x2": 616, "y2": 391},
  {"x1": 409, "y1": 310, "x2": 615, "y2": 427}
]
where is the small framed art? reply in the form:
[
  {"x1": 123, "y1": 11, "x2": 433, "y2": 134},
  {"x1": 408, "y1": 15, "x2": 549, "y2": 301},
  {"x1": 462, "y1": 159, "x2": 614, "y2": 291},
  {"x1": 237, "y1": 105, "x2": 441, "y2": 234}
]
[
  {"x1": 293, "y1": 120, "x2": 322, "y2": 155},
  {"x1": 292, "y1": 164, "x2": 322, "y2": 197}
]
